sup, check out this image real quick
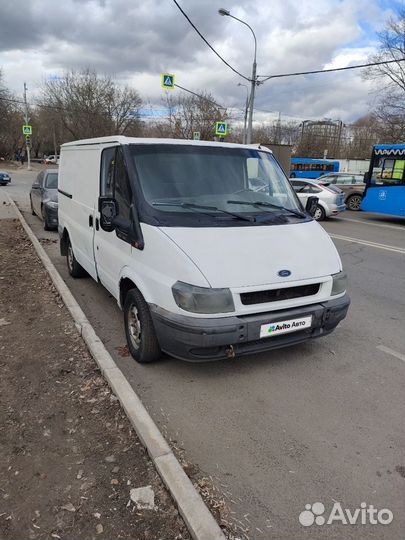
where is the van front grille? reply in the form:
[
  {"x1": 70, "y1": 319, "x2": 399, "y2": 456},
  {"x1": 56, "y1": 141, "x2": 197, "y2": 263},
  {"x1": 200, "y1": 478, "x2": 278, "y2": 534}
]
[{"x1": 240, "y1": 283, "x2": 320, "y2": 305}]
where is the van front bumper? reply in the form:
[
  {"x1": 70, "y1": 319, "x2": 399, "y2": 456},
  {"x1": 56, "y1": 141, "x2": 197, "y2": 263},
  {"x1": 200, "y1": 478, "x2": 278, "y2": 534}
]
[{"x1": 149, "y1": 294, "x2": 350, "y2": 362}]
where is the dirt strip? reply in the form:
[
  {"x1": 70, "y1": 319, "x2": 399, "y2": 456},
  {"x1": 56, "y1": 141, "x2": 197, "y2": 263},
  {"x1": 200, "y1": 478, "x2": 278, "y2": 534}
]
[{"x1": 0, "y1": 217, "x2": 189, "y2": 540}]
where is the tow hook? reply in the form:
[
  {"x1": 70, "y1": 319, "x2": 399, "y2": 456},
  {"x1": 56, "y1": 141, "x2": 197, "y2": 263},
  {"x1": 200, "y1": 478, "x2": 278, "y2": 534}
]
[{"x1": 226, "y1": 344, "x2": 235, "y2": 359}]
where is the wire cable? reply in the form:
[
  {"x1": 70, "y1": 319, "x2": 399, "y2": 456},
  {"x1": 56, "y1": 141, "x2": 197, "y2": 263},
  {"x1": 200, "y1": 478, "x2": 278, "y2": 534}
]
[
  {"x1": 171, "y1": 0, "x2": 251, "y2": 82},
  {"x1": 173, "y1": 83, "x2": 226, "y2": 110},
  {"x1": 258, "y1": 58, "x2": 405, "y2": 81}
]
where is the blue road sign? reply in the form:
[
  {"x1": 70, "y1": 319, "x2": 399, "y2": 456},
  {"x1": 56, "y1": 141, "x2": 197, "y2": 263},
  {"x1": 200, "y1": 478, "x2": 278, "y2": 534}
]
[
  {"x1": 162, "y1": 73, "x2": 175, "y2": 89},
  {"x1": 215, "y1": 121, "x2": 228, "y2": 136}
]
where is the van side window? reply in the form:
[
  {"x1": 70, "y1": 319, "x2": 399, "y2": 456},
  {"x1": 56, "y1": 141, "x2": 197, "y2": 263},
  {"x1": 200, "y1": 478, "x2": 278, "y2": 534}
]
[
  {"x1": 114, "y1": 148, "x2": 132, "y2": 221},
  {"x1": 101, "y1": 147, "x2": 116, "y2": 197}
]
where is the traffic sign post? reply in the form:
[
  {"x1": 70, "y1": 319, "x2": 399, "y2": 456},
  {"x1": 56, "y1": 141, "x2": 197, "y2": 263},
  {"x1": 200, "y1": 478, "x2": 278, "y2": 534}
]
[
  {"x1": 215, "y1": 121, "x2": 228, "y2": 136},
  {"x1": 22, "y1": 124, "x2": 32, "y2": 136},
  {"x1": 193, "y1": 131, "x2": 201, "y2": 141},
  {"x1": 161, "y1": 73, "x2": 175, "y2": 90},
  {"x1": 23, "y1": 83, "x2": 32, "y2": 170}
]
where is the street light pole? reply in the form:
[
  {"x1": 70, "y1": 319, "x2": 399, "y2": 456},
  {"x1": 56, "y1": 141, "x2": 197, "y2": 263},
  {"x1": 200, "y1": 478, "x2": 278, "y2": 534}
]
[
  {"x1": 219, "y1": 9, "x2": 257, "y2": 144},
  {"x1": 247, "y1": 59, "x2": 257, "y2": 144},
  {"x1": 237, "y1": 83, "x2": 249, "y2": 144}
]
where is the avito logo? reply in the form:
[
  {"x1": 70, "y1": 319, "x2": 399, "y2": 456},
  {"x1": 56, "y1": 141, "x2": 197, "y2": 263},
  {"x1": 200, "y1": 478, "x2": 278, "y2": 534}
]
[
  {"x1": 268, "y1": 321, "x2": 306, "y2": 334},
  {"x1": 299, "y1": 501, "x2": 393, "y2": 527}
]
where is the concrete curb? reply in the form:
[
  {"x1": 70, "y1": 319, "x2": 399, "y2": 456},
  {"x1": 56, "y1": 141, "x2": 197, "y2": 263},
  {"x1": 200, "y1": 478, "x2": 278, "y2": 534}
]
[{"x1": 7, "y1": 195, "x2": 226, "y2": 540}]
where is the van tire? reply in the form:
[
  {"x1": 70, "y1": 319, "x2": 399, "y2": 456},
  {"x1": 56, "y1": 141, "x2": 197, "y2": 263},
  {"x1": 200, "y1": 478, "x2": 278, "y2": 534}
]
[
  {"x1": 30, "y1": 196, "x2": 35, "y2": 216},
  {"x1": 66, "y1": 237, "x2": 86, "y2": 278},
  {"x1": 314, "y1": 204, "x2": 326, "y2": 221},
  {"x1": 124, "y1": 288, "x2": 161, "y2": 363}
]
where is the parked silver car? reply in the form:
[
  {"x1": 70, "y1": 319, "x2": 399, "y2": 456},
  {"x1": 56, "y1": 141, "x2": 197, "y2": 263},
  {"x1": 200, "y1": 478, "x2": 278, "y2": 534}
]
[
  {"x1": 316, "y1": 172, "x2": 366, "y2": 211},
  {"x1": 29, "y1": 169, "x2": 59, "y2": 230},
  {"x1": 290, "y1": 178, "x2": 346, "y2": 220}
]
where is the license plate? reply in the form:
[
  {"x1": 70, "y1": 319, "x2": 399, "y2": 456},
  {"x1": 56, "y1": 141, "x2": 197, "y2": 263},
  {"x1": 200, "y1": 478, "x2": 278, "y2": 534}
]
[{"x1": 260, "y1": 316, "x2": 312, "y2": 338}]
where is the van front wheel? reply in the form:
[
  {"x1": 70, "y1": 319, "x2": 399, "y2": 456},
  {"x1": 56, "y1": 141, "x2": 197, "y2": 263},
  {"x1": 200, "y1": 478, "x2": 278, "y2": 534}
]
[{"x1": 124, "y1": 289, "x2": 161, "y2": 363}]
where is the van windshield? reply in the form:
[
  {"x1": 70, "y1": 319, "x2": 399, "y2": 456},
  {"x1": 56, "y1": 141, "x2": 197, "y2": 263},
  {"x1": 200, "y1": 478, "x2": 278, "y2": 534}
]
[{"x1": 129, "y1": 144, "x2": 304, "y2": 226}]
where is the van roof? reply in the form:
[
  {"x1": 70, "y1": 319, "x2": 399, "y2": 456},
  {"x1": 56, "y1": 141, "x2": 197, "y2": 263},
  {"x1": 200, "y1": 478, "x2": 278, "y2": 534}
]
[{"x1": 61, "y1": 136, "x2": 271, "y2": 152}]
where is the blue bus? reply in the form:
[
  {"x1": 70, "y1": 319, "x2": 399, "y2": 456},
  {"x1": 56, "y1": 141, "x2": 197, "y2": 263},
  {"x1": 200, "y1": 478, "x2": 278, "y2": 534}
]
[
  {"x1": 289, "y1": 158, "x2": 340, "y2": 179},
  {"x1": 361, "y1": 144, "x2": 405, "y2": 218}
]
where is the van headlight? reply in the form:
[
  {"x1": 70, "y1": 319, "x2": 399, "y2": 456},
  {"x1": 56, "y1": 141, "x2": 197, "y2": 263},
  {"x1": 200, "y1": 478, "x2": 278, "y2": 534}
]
[
  {"x1": 172, "y1": 281, "x2": 235, "y2": 314},
  {"x1": 331, "y1": 271, "x2": 347, "y2": 295}
]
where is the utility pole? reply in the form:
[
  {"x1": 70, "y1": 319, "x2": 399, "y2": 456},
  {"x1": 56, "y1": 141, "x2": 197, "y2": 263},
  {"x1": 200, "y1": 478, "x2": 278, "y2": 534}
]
[
  {"x1": 23, "y1": 82, "x2": 32, "y2": 171},
  {"x1": 275, "y1": 111, "x2": 281, "y2": 144},
  {"x1": 246, "y1": 61, "x2": 257, "y2": 145},
  {"x1": 53, "y1": 127, "x2": 58, "y2": 160},
  {"x1": 237, "y1": 83, "x2": 249, "y2": 144}
]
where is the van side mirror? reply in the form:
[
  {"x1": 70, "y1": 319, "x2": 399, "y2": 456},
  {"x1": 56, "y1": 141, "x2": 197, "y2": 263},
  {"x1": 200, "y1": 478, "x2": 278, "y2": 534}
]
[
  {"x1": 305, "y1": 196, "x2": 319, "y2": 217},
  {"x1": 99, "y1": 197, "x2": 118, "y2": 232}
]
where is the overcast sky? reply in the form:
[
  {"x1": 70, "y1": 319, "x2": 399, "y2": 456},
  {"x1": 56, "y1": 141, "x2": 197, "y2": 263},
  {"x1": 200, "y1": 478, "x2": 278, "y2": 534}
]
[{"x1": 0, "y1": 0, "x2": 400, "y2": 125}]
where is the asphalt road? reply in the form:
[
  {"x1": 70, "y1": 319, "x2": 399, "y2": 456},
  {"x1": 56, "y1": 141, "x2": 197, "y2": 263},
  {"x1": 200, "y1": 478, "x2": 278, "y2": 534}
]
[{"x1": 3, "y1": 167, "x2": 405, "y2": 539}]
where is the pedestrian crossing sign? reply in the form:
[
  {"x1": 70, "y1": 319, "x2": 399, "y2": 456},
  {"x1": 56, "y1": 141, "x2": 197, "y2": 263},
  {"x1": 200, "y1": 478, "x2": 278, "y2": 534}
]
[
  {"x1": 162, "y1": 73, "x2": 175, "y2": 90},
  {"x1": 215, "y1": 121, "x2": 228, "y2": 136},
  {"x1": 22, "y1": 124, "x2": 32, "y2": 135}
]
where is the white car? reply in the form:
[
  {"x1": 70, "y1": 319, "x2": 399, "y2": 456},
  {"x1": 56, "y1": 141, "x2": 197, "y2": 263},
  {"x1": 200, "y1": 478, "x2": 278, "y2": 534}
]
[
  {"x1": 58, "y1": 137, "x2": 349, "y2": 363},
  {"x1": 290, "y1": 178, "x2": 346, "y2": 220},
  {"x1": 43, "y1": 154, "x2": 60, "y2": 165}
]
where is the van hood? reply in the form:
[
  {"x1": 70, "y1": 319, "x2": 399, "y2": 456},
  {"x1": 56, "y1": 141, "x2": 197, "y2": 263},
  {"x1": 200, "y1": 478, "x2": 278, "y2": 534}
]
[{"x1": 160, "y1": 220, "x2": 342, "y2": 288}]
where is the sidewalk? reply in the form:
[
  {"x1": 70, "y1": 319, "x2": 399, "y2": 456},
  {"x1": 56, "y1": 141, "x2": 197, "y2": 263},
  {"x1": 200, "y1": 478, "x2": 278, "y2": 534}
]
[{"x1": 0, "y1": 211, "x2": 189, "y2": 538}]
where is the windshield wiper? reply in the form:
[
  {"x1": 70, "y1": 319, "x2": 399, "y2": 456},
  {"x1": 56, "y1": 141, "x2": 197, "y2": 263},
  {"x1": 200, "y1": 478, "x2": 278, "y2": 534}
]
[
  {"x1": 226, "y1": 199, "x2": 306, "y2": 218},
  {"x1": 152, "y1": 202, "x2": 255, "y2": 222}
]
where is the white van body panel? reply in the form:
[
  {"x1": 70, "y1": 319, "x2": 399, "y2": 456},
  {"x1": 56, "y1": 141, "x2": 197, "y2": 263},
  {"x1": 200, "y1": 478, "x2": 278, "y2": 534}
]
[
  {"x1": 160, "y1": 220, "x2": 341, "y2": 288},
  {"x1": 58, "y1": 145, "x2": 104, "y2": 280},
  {"x1": 117, "y1": 224, "x2": 210, "y2": 309}
]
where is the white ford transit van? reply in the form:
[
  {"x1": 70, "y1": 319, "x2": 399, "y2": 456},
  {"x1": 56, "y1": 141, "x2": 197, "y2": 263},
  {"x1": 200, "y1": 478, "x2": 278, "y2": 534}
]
[{"x1": 58, "y1": 137, "x2": 349, "y2": 363}]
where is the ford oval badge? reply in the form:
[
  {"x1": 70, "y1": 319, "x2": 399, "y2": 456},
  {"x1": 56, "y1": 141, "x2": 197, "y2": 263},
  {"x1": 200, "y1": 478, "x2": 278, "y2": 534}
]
[{"x1": 278, "y1": 269, "x2": 291, "y2": 277}]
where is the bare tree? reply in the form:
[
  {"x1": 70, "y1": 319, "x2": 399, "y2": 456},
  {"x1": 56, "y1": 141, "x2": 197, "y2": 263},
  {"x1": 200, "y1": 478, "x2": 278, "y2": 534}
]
[
  {"x1": 163, "y1": 91, "x2": 227, "y2": 140},
  {"x1": 363, "y1": 10, "x2": 405, "y2": 142},
  {"x1": 0, "y1": 70, "x2": 24, "y2": 159},
  {"x1": 39, "y1": 69, "x2": 143, "y2": 141},
  {"x1": 247, "y1": 120, "x2": 301, "y2": 148},
  {"x1": 340, "y1": 115, "x2": 380, "y2": 159}
]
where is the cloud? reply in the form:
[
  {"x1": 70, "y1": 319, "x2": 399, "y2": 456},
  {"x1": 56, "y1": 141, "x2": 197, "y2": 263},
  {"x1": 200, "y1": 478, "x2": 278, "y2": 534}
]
[{"x1": 0, "y1": 0, "x2": 389, "y2": 122}]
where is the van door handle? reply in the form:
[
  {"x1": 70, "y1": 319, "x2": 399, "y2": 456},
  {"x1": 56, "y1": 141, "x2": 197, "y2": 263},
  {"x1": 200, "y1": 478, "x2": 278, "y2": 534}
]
[
  {"x1": 95, "y1": 217, "x2": 99, "y2": 231},
  {"x1": 89, "y1": 215, "x2": 93, "y2": 227}
]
